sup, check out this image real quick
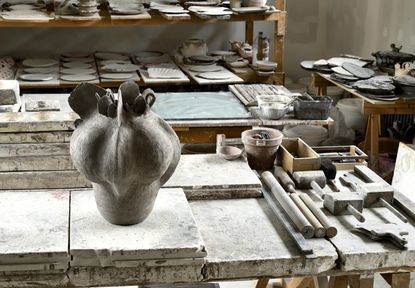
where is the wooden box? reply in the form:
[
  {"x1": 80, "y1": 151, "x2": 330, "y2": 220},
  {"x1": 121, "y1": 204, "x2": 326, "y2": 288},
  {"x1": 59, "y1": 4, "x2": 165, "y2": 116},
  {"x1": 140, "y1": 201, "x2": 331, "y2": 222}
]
[{"x1": 278, "y1": 138, "x2": 320, "y2": 174}]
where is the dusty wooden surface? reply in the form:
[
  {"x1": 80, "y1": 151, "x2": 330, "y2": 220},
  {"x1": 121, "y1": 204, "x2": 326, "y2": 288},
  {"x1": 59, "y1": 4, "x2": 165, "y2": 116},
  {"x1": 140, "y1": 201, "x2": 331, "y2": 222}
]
[
  {"x1": 165, "y1": 154, "x2": 261, "y2": 199},
  {"x1": 190, "y1": 198, "x2": 338, "y2": 280},
  {"x1": 70, "y1": 188, "x2": 206, "y2": 267},
  {"x1": 0, "y1": 191, "x2": 69, "y2": 271}
]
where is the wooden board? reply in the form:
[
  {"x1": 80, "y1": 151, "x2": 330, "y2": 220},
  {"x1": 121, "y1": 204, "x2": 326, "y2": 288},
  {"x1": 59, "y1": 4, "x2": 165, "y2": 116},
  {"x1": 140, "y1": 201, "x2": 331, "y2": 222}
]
[
  {"x1": 110, "y1": 11, "x2": 152, "y2": 20},
  {"x1": 190, "y1": 198, "x2": 338, "y2": 280},
  {"x1": 177, "y1": 63, "x2": 244, "y2": 85},
  {"x1": 392, "y1": 142, "x2": 415, "y2": 203},
  {"x1": 0, "y1": 170, "x2": 90, "y2": 189},
  {"x1": 0, "y1": 143, "x2": 69, "y2": 157},
  {"x1": 159, "y1": 12, "x2": 191, "y2": 20},
  {"x1": 164, "y1": 154, "x2": 261, "y2": 199},
  {"x1": 0, "y1": 155, "x2": 74, "y2": 172},
  {"x1": 0, "y1": 191, "x2": 69, "y2": 270},
  {"x1": 70, "y1": 188, "x2": 206, "y2": 267}
]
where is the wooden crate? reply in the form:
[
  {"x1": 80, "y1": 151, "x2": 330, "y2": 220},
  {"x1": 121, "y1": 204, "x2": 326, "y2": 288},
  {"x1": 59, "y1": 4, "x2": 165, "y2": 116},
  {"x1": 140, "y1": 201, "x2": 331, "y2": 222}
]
[{"x1": 278, "y1": 138, "x2": 320, "y2": 174}]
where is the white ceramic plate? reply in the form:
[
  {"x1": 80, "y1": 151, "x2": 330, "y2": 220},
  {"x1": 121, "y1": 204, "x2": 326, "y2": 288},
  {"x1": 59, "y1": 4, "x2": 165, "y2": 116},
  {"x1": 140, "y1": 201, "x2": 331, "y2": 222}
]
[
  {"x1": 61, "y1": 57, "x2": 94, "y2": 63},
  {"x1": 62, "y1": 62, "x2": 92, "y2": 69},
  {"x1": 19, "y1": 73, "x2": 54, "y2": 81},
  {"x1": 209, "y1": 50, "x2": 236, "y2": 56},
  {"x1": 60, "y1": 74, "x2": 97, "y2": 82},
  {"x1": 196, "y1": 71, "x2": 231, "y2": 80},
  {"x1": 159, "y1": 8, "x2": 187, "y2": 13},
  {"x1": 188, "y1": 65, "x2": 223, "y2": 73},
  {"x1": 135, "y1": 51, "x2": 164, "y2": 58},
  {"x1": 22, "y1": 58, "x2": 59, "y2": 68},
  {"x1": 331, "y1": 66, "x2": 353, "y2": 76},
  {"x1": 147, "y1": 67, "x2": 183, "y2": 78},
  {"x1": 60, "y1": 68, "x2": 96, "y2": 75},
  {"x1": 101, "y1": 63, "x2": 140, "y2": 72},
  {"x1": 100, "y1": 59, "x2": 131, "y2": 65},
  {"x1": 95, "y1": 52, "x2": 130, "y2": 60},
  {"x1": 100, "y1": 73, "x2": 134, "y2": 79},
  {"x1": 23, "y1": 67, "x2": 57, "y2": 74}
]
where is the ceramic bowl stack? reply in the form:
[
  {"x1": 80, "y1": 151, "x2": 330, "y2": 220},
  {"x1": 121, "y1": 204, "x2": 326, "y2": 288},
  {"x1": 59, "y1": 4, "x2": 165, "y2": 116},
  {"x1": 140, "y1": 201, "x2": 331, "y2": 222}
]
[
  {"x1": 282, "y1": 125, "x2": 328, "y2": 146},
  {"x1": 77, "y1": 0, "x2": 98, "y2": 16},
  {"x1": 60, "y1": 53, "x2": 97, "y2": 82}
]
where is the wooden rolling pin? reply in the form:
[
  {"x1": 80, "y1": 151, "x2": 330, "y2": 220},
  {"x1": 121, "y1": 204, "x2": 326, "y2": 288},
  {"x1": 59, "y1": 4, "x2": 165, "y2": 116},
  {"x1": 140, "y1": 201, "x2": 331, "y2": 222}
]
[
  {"x1": 261, "y1": 171, "x2": 314, "y2": 239},
  {"x1": 274, "y1": 166, "x2": 338, "y2": 238},
  {"x1": 274, "y1": 167, "x2": 326, "y2": 238}
]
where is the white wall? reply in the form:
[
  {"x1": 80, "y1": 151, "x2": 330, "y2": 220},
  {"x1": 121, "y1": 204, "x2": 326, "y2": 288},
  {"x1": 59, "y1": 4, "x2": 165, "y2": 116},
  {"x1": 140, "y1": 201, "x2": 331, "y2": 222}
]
[{"x1": 326, "y1": 0, "x2": 415, "y2": 59}]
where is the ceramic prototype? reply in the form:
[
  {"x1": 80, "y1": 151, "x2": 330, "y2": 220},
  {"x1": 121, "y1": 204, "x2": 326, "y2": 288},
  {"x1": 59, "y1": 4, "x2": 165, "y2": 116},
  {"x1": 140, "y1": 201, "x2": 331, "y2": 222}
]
[{"x1": 68, "y1": 81, "x2": 181, "y2": 225}]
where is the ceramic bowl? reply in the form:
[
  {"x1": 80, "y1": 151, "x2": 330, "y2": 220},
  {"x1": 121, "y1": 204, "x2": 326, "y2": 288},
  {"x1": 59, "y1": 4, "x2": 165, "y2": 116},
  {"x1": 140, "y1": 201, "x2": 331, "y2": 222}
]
[
  {"x1": 257, "y1": 60, "x2": 278, "y2": 71},
  {"x1": 229, "y1": 59, "x2": 249, "y2": 68},
  {"x1": 259, "y1": 102, "x2": 288, "y2": 120},
  {"x1": 179, "y1": 38, "x2": 208, "y2": 58},
  {"x1": 257, "y1": 95, "x2": 292, "y2": 105},
  {"x1": 217, "y1": 145, "x2": 244, "y2": 160}
]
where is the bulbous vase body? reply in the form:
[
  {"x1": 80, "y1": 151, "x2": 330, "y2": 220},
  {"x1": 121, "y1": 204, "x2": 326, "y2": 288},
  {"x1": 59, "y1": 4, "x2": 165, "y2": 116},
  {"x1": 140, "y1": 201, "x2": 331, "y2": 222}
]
[{"x1": 68, "y1": 82, "x2": 181, "y2": 225}]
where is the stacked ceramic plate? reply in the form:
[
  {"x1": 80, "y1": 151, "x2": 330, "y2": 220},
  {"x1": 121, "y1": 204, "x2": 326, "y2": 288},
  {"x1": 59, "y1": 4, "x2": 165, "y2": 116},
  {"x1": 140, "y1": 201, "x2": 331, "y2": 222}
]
[
  {"x1": 59, "y1": 54, "x2": 97, "y2": 82},
  {"x1": 19, "y1": 58, "x2": 59, "y2": 82},
  {"x1": 77, "y1": 0, "x2": 98, "y2": 16},
  {"x1": 282, "y1": 125, "x2": 328, "y2": 146},
  {"x1": 108, "y1": 0, "x2": 145, "y2": 15},
  {"x1": 96, "y1": 52, "x2": 138, "y2": 81},
  {"x1": 393, "y1": 75, "x2": 415, "y2": 96}
]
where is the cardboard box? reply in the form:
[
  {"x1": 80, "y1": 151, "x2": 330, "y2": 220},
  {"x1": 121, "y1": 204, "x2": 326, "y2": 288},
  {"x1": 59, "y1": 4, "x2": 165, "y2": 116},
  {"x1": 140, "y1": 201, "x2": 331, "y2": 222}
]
[{"x1": 278, "y1": 138, "x2": 320, "y2": 174}]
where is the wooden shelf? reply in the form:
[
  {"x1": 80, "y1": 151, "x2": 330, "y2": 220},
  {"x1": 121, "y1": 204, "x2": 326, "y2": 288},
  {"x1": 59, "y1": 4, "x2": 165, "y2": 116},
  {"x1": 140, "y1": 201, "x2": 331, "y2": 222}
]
[{"x1": 0, "y1": 10, "x2": 286, "y2": 27}]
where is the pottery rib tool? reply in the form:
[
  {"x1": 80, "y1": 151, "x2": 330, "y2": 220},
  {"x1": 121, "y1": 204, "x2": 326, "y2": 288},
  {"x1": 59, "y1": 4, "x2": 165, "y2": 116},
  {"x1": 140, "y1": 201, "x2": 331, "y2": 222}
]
[{"x1": 261, "y1": 171, "x2": 314, "y2": 239}]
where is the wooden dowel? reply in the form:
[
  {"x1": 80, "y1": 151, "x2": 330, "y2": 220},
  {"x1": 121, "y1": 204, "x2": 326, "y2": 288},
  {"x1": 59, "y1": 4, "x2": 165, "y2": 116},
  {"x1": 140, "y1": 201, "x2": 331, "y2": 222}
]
[{"x1": 262, "y1": 171, "x2": 314, "y2": 239}]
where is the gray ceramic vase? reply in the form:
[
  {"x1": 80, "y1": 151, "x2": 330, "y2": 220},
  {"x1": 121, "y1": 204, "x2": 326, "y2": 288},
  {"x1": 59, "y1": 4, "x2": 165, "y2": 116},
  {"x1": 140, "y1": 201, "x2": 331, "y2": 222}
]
[{"x1": 68, "y1": 81, "x2": 181, "y2": 225}]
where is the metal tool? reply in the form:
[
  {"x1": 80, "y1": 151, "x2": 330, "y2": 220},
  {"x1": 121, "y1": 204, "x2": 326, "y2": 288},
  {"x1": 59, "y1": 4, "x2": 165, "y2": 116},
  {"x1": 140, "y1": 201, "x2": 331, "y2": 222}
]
[
  {"x1": 353, "y1": 223, "x2": 408, "y2": 250},
  {"x1": 354, "y1": 165, "x2": 415, "y2": 221},
  {"x1": 274, "y1": 166, "x2": 326, "y2": 238},
  {"x1": 323, "y1": 192, "x2": 365, "y2": 222},
  {"x1": 261, "y1": 171, "x2": 314, "y2": 239},
  {"x1": 340, "y1": 174, "x2": 408, "y2": 223}
]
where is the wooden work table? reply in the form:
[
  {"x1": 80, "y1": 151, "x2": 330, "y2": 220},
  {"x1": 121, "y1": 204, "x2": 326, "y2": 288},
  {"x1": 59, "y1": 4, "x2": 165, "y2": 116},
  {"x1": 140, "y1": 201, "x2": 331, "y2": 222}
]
[
  {"x1": 0, "y1": 154, "x2": 414, "y2": 287},
  {"x1": 312, "y1": 72, "x2": 415, "y2": 165}
]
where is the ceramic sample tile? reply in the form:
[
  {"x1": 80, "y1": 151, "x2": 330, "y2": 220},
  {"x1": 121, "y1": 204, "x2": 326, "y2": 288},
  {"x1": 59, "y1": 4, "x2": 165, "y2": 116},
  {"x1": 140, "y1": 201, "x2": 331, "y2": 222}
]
[
  {"x1": 190, "y1": 198, "x2": 338, "y2": 280},
  {"x1": 164, "y1": 154, "x2": 261, "y2": 199},
  {"x1": 70, "y1": 188, "x2": 206, "y2": 267},
  {"x1": 0, "y1": 191, "x2": 70, "y2": 271}
]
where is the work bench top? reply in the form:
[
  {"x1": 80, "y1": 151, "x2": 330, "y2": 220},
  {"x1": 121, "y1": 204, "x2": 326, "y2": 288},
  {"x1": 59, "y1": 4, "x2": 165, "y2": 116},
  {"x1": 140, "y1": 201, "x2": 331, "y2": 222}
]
[{"x1": 0, "y1": 155, "x2": 414, "y2": 287}]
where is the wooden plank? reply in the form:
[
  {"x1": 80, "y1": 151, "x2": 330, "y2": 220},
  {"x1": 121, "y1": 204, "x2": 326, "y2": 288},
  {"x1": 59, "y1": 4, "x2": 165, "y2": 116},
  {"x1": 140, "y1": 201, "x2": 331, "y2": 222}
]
[
  {"x1": 0, "y1": 143, "x2": 69, "y2": 157},
  {"x1": 190, "y1": 198, "x2": 337, "y2": 280},
  {"x1": 0, "y1": 131, "x2": 72, "y2": 143},
  {"x1": 348, "y1": 274, "x2": 374, "y2": 288},
  {"x1": 253, "y1": 277, "x2": 270, "y2": 288},
  {"x1": 0, "y1": 155, "x2": 74, "y2": 172},
  {"x1": 70, "y1": 188, "x2": 206, "y2": 267},
  {"x1": 0, "y1": 191, "x2": 69, "y2": 268},
  {"x1": 164, "y1": 154, "x2": 261, "y2": 199},
  {"x1": 328, "y1": 276, "x2": 348, "y2": 288},
  {"x1": 0, "y1": 170, "x2": 90, "y2": 189}
]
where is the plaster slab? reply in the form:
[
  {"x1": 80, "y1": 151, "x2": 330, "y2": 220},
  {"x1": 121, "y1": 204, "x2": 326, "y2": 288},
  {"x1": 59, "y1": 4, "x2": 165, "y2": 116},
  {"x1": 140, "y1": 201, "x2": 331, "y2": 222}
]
[
  {"x1": 70, "y1": 188, "x2": 206, "y2": 267},
  {"x1": 165, "y1": 154, "x2": 261, "y2": 199},
  {"x1": 0, "y1": 191, "x2": 69, "y2": 269},
  {"x1": 190, "y1": 198, "x2": 338, "y2": 280}
]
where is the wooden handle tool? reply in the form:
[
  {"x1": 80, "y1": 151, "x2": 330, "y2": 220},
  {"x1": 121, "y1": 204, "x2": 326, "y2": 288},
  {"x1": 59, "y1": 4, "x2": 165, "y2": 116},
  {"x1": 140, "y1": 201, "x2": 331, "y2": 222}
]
[
  {"x1": 262, "y1": 171, "x2": 314, "y2": 239},
  {"x1": 299, "y1": 193, "x2": 338, "y2": 238}
]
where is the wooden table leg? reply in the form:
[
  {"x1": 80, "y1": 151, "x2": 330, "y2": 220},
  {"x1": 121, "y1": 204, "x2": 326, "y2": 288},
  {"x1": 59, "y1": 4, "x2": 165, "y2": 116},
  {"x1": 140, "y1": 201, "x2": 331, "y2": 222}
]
[
  {"x1": 312, "y1": 276, "x2": 328, "y2": 288},
  {"x1": 381, "y1": 272, "x2": 411, "y2": 288},
  {"x1": 369, "y1": 114, "x2": 381, "y2": 167},
  {"x1": 253, "y1": 277, "x2": 270, "y2": 288},
  {"x1": 282, "y1": 277, "x2": 313, "y2": 288},
  {"x1": 348, "y1": 274, "x2": 374, "y2": 288},
  {"x1": 328, "y1": 275, "x2": 348, "y2": 288}
]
